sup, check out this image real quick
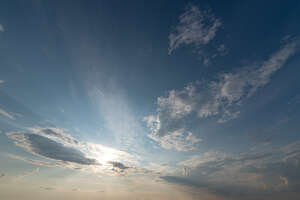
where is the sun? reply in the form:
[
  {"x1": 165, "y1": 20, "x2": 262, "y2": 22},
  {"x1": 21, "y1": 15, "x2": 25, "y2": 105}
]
[{"x1": 88, "y1": 143, "x2": 121, "y2": 165}]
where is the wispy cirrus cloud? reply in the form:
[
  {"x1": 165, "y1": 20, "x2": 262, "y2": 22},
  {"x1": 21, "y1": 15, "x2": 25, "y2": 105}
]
[
  {"x1": 168, "y1": 4, "x2": 221, "y2": 54},
  {"x1": 145, "y1": 37, "x2": 299, "y2": 151},
  {"x1": 12, "y1": 168, "x2": 40, "y2": 182},
  {"x1": 168, "y1": 4, "x2": 223, "y2": 64},
  {"x1": 0, "y1": 108, "x2": 15, "y2": 120},
  {"x1": 88, "y1": 85, "x2": 146, "y2": 152},
  {"x1": 5, "y1": 153, "x2": 60, "y2": 168}
]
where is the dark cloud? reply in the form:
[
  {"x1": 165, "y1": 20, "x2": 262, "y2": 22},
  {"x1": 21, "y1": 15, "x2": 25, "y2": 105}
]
[
  {"x1": 108, "y1": 161, "x2": 130, "y2": 170},
  {"x1": 0, "y1": 173, "x2": 5, "y2": 178},
  {"x1": 26, "y1": 134, "x2": 97, "y2": 165},
  {"x1": 7, "y1": 133, "x2": 98, "y2": 166},
  {"x1": 107, "y1": 161, "x2": 131, "y2": 175}
]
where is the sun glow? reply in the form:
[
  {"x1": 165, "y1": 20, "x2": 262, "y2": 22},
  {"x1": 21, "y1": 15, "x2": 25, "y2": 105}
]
[{"x1": 87, "y1": 143, "x2": 129, "y2": 166}]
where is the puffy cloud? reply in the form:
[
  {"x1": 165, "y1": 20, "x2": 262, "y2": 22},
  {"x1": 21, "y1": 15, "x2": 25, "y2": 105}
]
[
  {"x1": 145, "y1": 38, "x2": 299, "y2": 151},
  {"x1": 147, "y1": 128, "x2": 201, "y2": 151},
  {"x1": 0, "y1": 80, "x2": 5, "y2": 84},
  {"x1": 0, "y1": 108, "x2": 15, "y2": 120},
  {"x1": 168, "y1": 4, "x2": 221, "y2": 55}
]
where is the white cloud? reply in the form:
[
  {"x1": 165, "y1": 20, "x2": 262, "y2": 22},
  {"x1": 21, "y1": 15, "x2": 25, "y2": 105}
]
[
  {"x1": 145, "y1": 38, "x2": 299, "y2": 150},
  {"x1": 168, "y1": 5, "x2": 221, "y2": 55},
  {"x1": 168, "y1": 4, "x2": 225, "y2": 64},
  {"x1": 0, "y1": 108, "x2": 15, "y2": 120},
  {"x1": 0, "y1": 80, "x2": 5, "y2": 84},
  {"x1": 215, "y1": 39, "x2": 299, "y2": 102},
  {"x1": 158, "y1": 92, "x2": 191, "y2": 119},
  {"x1": 147, "y1": 128, "x2": 201, "y2": 152},
  {"x1": 186, "y1": 132, "x2": 202, "y2": 144}
]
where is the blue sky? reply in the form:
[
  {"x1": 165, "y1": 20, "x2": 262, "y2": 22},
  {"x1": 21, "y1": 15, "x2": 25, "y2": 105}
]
[{"x1": 1, "y1": 1, "x2": 300, "y2": 199}]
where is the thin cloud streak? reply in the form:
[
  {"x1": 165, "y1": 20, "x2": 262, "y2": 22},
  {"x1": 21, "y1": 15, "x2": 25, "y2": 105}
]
[{"x1": 0, "y1": 108, "x2": 15, "y2": 120}]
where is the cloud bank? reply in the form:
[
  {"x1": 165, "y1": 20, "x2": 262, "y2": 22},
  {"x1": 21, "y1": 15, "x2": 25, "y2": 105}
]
[{"x1": 161, "y1": 141, "x2": 300, "y2": 197}]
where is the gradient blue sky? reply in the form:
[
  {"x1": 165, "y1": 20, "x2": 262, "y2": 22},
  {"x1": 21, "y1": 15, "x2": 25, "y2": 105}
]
[{"x1": 1, "y1": 1, "x2": 300, "y2": 199}]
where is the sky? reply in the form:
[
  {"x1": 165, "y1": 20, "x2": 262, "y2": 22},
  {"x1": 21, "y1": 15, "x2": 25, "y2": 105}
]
[{"x1": 0, "y1": 0, "x2": 300, "y2": 199}]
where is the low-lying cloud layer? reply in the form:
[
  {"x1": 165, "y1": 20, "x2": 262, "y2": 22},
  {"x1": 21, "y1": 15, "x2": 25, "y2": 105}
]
[{"x1": 161, "y1": 141, "x2": 300, "y2": 197}]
